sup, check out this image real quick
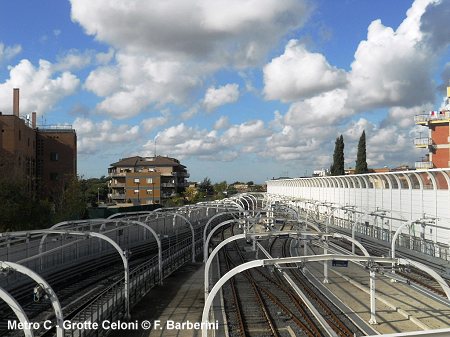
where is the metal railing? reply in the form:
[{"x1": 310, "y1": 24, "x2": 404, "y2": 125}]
[
  {"x1": 414, "y1": 137, "x2": 432, "y2": 147},
  {"x1": 415, "y1": 111, "x2": 450, "y2": 123},
  {"x1": 65, "y1": 236, "x2": 203, "y2": 337},
  {"x1": 316, "y1": 213, "x2": 450, "y2": 262},
  {"x1": 415, "y1": 161, "x2": 433, "y2": 169}
]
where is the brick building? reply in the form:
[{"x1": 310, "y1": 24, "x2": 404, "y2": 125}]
[
  {"x1": 414, "y1": 87, "x2": 450, "y2": 169},
  {"x1": 108, "y1": 155, "x2": 189, "y2": 205},
  {"x1": 0, "y1": 88, "x2": 77, "y2": 198}
]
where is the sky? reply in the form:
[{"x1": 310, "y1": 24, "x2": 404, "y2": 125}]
[{"x1": 0, "y1": 0, "x2": 449, "y2": 183}]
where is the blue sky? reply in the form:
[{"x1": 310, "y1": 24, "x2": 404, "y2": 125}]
[{"x1": 0, "y1": 0, "x2": 449, "y2": 183}]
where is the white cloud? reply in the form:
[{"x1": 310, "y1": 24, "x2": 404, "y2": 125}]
[
  {"x1": 85, "y1": 53, "x2": 202, "y2": 119},
  {"x1": 0, "y1": 59, "x2": 80, "y2": 115},
  {"x1": 222, "y1": 120, "x2": 270, "y2": 147},
  {"x1": 84, "y1": 66, "x2": 120, "y2": 97},
  {"x1": 95, "y1": 48, "x2": 115, "y2": 64},
  {"x1": 70, "y1": 0, "x2": 310, "y2": 64},
  {"x1": 0, "y1": 43, "x2": 22, "y2": 63},
  {"x1": 285, "y1": 89, "x2": 353, "y2": 127},
  {"x1": 214, "y1": 115, "x2": 230, "y2": 130},
  {"x1": 146, "y1": 123, "x2": 224, "y2": 158},
  {"x1": 141, "y1": 115, "x2": 170, "y2": 132},
  {"x1": 54, "y1": 50, "x2": 92, "y2": 71},
  {"x1": 263, "y1": 40, "x2": 347, "y2": 102},
  {"x1": 70, "y1": 0, "x2": 311, "y2": 118},
  {"x1": 203, "y1": 83, "x2": 239, "y2": 112},
  {"x1": 346, "y1": 1, "x2": 436, "y2": 110},
  {"x1": 74, "y1": 117, "x2": 140, "y2": 154}
]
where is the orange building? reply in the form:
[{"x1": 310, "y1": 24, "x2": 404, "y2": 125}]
[
  {"x1": 108, "y1": 156, "x2": 189, "y2": 205},
  {"x1": 0, "y1": 88, "x2": 77, "y2": 198},
  {"x1": 414, "y1": 87, "x2": 450, "y2": 169}
]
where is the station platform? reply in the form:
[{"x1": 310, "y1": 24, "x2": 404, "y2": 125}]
[
  {"x1": 305, "y1": 255, "x2": 450, "y2": 335},
  {"x1": 109, "y1": 262, "x2": 225, "y2": 337}
]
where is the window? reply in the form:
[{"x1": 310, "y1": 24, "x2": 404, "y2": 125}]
[
  {"x1": 146, "y1": 189, "x2": 153, "y2": 194},
  {"x1": 50, "y1": 172, "x2": 59, "y2": 181},
  {"x1": 50, "y1": 152, "x2": 59, "y2": 161},
  {"x1": 134, "y1": 189, "x2": 139, "y2": 193},
  {"x1": 146, "y1": 178, "x2": 153, "y2": 184},
  {"x1": 134, "y1": 178, "x2": 140, "y2": 183}
]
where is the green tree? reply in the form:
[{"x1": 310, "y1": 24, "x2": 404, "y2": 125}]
[
  {"x1": 330, "y1": 135, "x2": 345, "y2": 176},
  {"x1": 198, "y1": 177, "x2": 214, "y2": 195},
  {"x1": 0, "y1": 180, "x2": 52, "y2": 231},
  {"x1": 53, "y1": 177, "x2": 87, "y2": 223},
  {"x1": 355, "y1": 130, "x2": 369, "y2": 174},
  {"x1": 183, "y1": 186, "x2": 199, "y2": 203},
  {"x1": 213, "y1": 181, "x2": 227, "y2": 198}
]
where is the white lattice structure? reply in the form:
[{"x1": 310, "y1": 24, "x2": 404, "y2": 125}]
[{"x1": 266, "y1": 169, "x2": 450, "y2": 259}]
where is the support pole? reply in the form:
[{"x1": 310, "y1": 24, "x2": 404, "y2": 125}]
[{"x1": 369, "y1": 270, "x2": 377, "y2": 324}]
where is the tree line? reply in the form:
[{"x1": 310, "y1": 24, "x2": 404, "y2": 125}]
[
  {"x1": 0, "y1": 176, "x2": 109, "y2": 232},
  {"x1": 330, "y1": 130, "x2": 368, "y2": 176}
]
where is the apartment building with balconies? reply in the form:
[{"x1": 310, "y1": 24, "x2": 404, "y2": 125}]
[
  {"x1": 108, "y1": 155, "x2": 189, "y2": 205},
  {"x1": 414, "y1": 87, "x2": 450, "y2": 169}
]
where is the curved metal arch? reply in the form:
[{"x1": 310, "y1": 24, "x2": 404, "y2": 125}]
[
  {"x1": 328, "y1": 177, "x2": 338, "y2": 188},
  {"x1": 238, "y1": 195, "x2": 251, "y2": 211},
  {"x1": 242, "y1": 194, "x2": 257, "y2": 210},
  {"x1": 0, "y1": 285, "x2": 34, "y2": 337},
  {"x1": 38, "y1": 219, "x2": 112, "y2": 268},
  {"x1": 204, "y1": 219, "x2": 238, "y2": 262},
  {"x1": 203, "y1": 211, "x2": 239, "y2": 258},
  {"x1": 202, "y1": 254, "x2": 396, "y2": 336},
  {"x1": 391, "y1": 173, "x2": 401, "y2": 189},
  {"x1": 224, "y1": 198, "x2": 245, "y2": 212},
  {"x1": 410, "y1": 172, "x2": 423, "y2": 189},
  {"x1": 331, "y1": 233, "x2": 370, "y2": 257},
  {"x1": 343, "y1": 176, "x2": 354, "y2": 189},
  {"x1": 399, "y1": 172, "x2": 412, "y2": 189},
  {"x1": 374, "y1": 174, "x2": 388, "y2": 189},
  {"x1": 359, "y1": 174, "x2": 370, "y2": 188},
  {"x1": 162, "y1": 212, "x2": 196, "y2": 263},
  {"x1": 204, "y1": 233, "x2": 246, "y2": 295},
  {"x1": 123, "y1": 220, "x2": 163, "y2": 285},
  {"x1": 1, "y1": 261, "x2": 64, "y2": 336},
  {"x1": 20, "y1": 228, "x2": 130, "y2": 320},
  {"x1": 382, "y1": 174, "x2": 394, "y2": 189},
  {"x1": 433, "y1": 170, "x2": 450, "y2": 189},
  {"x1": 399, "y1": 258, "x2": 450, "y2": 301},
  {"x1": 340, "y1": 176, "x2": 349, "y2": 188},
  {"x1": 424, "y1": 171, "x2": 437, "y2": 190},
  {"x1": 107, "y1": 210, "x2": 159, "y2": 219},
  {"x1": 353, "y1": 176, "x2": 362, "y2": 189},
  {"x1": 233, "y1": 197, "x2": 246, "y2": 211}
]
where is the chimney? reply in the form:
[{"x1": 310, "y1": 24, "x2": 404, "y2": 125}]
[
  {"x1": 32, "y1": 112, "x2": 37, "y2": 129},
  {"x1": 13, "y1": 88, "x2": 19, "y2": 117}
]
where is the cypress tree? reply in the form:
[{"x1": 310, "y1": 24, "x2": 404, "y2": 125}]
[
  {"x1": 331, "y1": 135, "x2": 345, "y2": 176},
  {"x1": 355, "y1": 130, "x2": 368, "y2": 174}
]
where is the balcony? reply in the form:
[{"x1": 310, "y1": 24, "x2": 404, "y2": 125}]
[
  {"x1": 110, "y1": 182, "x2": 125, "y2": 187},
  {"x1": 161, "y1": 183, "x2": 175, "y2": 188},
  {"x1": 414, "y1": 137, "x2": 432, "y2": 148},
  {"x1": 415, "y1": 161, "x2": 433, "y2": 170},
  {"x1": 415, "y1": 111, "x2": 450, "y2": 125},
  {"x1": 109, "y1": 172, "x2": 127, "y2": 177},
  {"x1": 110, "y1": 193, "x2": 125, "y2": 200}
]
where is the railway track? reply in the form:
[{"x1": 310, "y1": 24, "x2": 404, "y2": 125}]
[
  {"x1": 0, "y1": 217, "x2": 208, "y2": 337},
  {"x1": 219, "y1": 223, "x2": 335, "y2": 337}
]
